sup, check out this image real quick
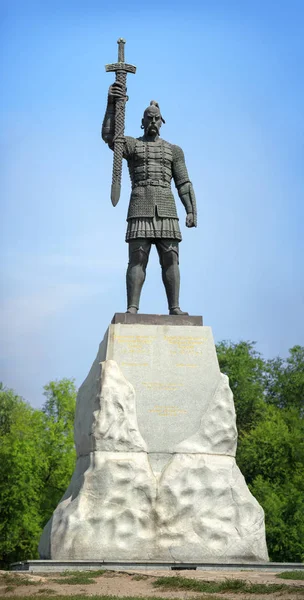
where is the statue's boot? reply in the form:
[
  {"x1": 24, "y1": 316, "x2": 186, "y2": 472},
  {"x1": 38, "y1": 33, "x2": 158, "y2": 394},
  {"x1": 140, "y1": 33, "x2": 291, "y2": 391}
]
[
  {"x1": 169, "y1": 306, "x2": 189, "y2": 316},
  {"x1": 126, "y1": 306, "x2": 138, "y2": 314},
  {"x1": 161, "y1": 246, "x2": 188, "y2": 316},
  {"x1": 126, "y1": 244, "x2": 149, "y2": 313}
]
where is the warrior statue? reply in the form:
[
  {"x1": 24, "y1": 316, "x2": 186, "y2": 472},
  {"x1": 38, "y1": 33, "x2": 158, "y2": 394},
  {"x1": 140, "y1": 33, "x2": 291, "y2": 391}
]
[{"x1": 102, "y1": 78, "x2": 197, "y2": 315}]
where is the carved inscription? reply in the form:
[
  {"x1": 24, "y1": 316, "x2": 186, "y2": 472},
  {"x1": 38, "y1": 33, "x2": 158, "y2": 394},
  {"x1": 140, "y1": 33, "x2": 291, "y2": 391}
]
[
  {"x1": 164, "y1": 335, "x2": 205, "y2": 356},
  {"x1": 113, "y1": 334, "x2": 153, "y2": 354},
  {"x1": 121, "y1": 362, "x2": 149, "y2": 367},
  {"x1": 142, "y1": 382, "x2": 183, "y2": 390},
  {"x1": 149, "y1": 405, "x2": 187, "y2": 417}
]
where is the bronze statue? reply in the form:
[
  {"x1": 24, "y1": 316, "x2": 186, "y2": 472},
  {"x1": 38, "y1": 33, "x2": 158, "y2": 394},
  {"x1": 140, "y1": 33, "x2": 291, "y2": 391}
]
[{"x1": 102, "y1": 39, "x2": 197, "y2": 315}]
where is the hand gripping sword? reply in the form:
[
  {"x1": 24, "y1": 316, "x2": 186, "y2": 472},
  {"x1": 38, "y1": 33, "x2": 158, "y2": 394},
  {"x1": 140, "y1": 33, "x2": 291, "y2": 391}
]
[{"x1": 105, "y1": 38, "x2": 136, "y2": 206}]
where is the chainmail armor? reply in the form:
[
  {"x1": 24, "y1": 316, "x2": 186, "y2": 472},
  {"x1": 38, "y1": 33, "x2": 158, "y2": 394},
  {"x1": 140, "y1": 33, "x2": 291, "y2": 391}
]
[{"x1": 123, "y1": 136, "x2": 193, "y2": 221}]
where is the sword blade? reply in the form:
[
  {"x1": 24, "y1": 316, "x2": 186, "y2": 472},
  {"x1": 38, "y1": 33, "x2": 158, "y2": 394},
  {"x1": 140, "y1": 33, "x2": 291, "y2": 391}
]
[{"x1": 111, "y1": 70, "x2": 126, "y2": 206}]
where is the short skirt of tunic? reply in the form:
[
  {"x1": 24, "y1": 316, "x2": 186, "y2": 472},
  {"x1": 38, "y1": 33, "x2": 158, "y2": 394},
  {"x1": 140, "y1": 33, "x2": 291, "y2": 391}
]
[{"x1": 126, "y1": 215, "x2": 182, "y2": 242}]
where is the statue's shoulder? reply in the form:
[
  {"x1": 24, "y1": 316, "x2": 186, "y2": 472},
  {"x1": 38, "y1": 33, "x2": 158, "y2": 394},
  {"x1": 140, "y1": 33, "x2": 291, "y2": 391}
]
[
  {"x1": 170, "y1": 143, "x2": 185, "y2": 161},
  {"x1": 123, "y1": 136, "x2": 137, "y2": 157},
  {"x1": 160, "y1": 138, "x2": 174, "y2": 150},
  {"x1": 160, "y1": 139, "x2": 184, "y2": 160}
]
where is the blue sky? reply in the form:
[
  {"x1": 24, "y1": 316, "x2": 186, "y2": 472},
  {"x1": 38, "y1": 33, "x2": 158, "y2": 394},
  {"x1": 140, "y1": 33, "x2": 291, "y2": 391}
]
[{"x1": 1, "y1": 0, "x2": 303, "y2": 407}]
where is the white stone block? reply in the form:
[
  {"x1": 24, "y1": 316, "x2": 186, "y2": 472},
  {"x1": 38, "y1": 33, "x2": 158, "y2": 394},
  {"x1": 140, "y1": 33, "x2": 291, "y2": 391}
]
[
  {"x1": 39, "y1": 451, "x2": 156, "y2": 560},
  {"x1": 39, "y1": 322, "x2": 268, "y2": 563},
  {"x1": 156, "y1": 453, "x2": 268, "y2": 561}
]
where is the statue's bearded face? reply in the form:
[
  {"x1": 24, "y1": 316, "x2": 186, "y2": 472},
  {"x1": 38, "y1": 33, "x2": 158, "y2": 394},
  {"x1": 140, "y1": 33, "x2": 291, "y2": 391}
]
[{"x1": 142, "y1": 108, "x2": 162, "y2": 136}]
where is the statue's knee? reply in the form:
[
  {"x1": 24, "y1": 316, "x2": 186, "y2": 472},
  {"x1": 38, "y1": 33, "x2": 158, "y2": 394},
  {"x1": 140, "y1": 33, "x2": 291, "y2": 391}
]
[
  {"x1": 129, "y1": 246, "x2": 149, "y2": 269},
  {"x1": 161, "y1": 247, "x2": 179, "y2": 268}
]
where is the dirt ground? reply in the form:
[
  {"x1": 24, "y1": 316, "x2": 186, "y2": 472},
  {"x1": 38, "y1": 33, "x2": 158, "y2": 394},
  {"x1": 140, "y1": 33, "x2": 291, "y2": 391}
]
[{"x1": 1, "y1": 568, "x2": 304, "y2": 600}]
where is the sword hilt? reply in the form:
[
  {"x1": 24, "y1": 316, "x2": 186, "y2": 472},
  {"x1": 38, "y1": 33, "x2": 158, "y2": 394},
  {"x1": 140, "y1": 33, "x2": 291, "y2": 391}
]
[
  {"x1": 105, "y1": 36, "x2": 136, "y2": 75},
  {"x1": 117, "y1": 38, "x2": 125, "y2": 62}
]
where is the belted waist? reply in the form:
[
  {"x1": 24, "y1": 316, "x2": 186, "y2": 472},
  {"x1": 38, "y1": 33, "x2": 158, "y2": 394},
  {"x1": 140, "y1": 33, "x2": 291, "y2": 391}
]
[{"x1": 132, "y1": 179, "x2": 171, "y2": 189}]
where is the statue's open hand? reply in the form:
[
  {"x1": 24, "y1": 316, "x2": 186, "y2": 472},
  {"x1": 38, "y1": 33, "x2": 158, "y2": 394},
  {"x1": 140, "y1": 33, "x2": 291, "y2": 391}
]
[
  {"x1": 108, "y1": 82, "x2": 127, "y2": 102},
  {"x1": 186, "y1": 213, "x2": 195, "y2": 228}
]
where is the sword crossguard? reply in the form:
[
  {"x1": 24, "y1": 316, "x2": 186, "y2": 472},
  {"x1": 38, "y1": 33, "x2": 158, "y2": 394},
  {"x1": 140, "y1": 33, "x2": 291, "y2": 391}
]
[
  {"x1": 105, "y1": 37, "x2": 136, "y2": 75},
  {"x1": 105, "y1": 63, "x2": 136, "y2": 74}
]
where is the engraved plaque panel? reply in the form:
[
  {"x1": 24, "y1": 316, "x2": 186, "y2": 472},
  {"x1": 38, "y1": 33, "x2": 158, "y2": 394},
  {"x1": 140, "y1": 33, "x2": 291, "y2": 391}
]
[{"x1": 106, "y1": 324, "x2": 220, "y2": 453}]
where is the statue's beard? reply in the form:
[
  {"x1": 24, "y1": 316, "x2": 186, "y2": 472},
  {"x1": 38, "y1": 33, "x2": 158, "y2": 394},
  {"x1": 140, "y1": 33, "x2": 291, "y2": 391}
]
[{"x1": 146, "y1": 124, "x2": 159, "y2": 136}]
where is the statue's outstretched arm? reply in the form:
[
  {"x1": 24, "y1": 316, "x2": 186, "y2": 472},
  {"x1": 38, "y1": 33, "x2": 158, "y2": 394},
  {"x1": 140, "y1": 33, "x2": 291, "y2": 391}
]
[{"x1": 172, "y1": 145, "x2": 197, "y2": 227}]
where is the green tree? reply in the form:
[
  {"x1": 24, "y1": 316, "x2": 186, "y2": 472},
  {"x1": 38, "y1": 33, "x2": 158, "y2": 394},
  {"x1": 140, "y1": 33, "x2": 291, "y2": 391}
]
[
  {"x1": 216, "y1": 341, "x2": 266, "y2": 433},
  {"x1": 0, "y1": 382, "x2": 22, "y2": 435},
  {"x1": 238, "y1": 405, "x2": 304, "y2": 486},
  {"x1": 0, "y1": 385, "x2": 46, "y2": 567},
  {"x1": 265, "y1": 345, "x2": 304, "y2": 414},
  {"x1": 250, "y1": 474, "x2": 304, "y2": 562},
  {"x1": 40, "y1": 379, "x2": 77, "y2": 525},
  {"x1": 0, "y1": 379, "x2": 77, "y2": 568},
  {"x1": 216, "y1": 343, "x2": 304, "y2": 562}
]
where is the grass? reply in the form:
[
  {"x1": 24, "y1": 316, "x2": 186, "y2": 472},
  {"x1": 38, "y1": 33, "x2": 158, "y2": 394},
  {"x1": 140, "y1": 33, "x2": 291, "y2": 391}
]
[
  {"x1": 50, "y1": 570, "x2": 107, "y2": 585},
  {"x1": 0, "y1": 572, "x2": 40, "y2": 592},
  {"x1": 153, "y1": 574, "x2": 304, "y2": 594},
  {"x1": 1, "y1": 570, "x2": 303, "y2": 599},
  {"x1": 0, "y1": 573, "x2": 39, "y2": 587},
  {"x1": 2, "y1": 586, "x2": 15, "y2": 594},
  {"x1": 277, "y1": 570, "x2": 304, "y2": 580}
]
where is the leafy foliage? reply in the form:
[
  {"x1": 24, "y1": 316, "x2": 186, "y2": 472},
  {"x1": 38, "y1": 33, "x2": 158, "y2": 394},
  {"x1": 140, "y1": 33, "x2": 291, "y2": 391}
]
[
  {"x1": 0, "y1": 380, "x2": 76, "y2": 568},
  {"x1": 237, "y1": 405, "x2": 304, "y2": 484},
  {"x1": 216, "y1": 341, "x2": 266, "y2": 433},
  {"x1": 0, "y1": 386, "x2": 46, "y2": 566},
  {"x1": 40, "y1": 379, "x2": 77, "y2": 523},
  {"x1": 250, "y1": 476, "x2": 304, "y2": 562},
  {"x1": 264, "y1": 345, "x2": 304, "y2": 414},
  {"x1": 217, "y1": 342, "x2": 304, "y2": 563}
]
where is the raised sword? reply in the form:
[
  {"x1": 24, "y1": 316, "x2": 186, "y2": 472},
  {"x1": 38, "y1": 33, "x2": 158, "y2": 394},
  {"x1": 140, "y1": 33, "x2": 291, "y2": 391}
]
[{"x1": 105, "y1": 38, "x2": 136, "y2": 206}]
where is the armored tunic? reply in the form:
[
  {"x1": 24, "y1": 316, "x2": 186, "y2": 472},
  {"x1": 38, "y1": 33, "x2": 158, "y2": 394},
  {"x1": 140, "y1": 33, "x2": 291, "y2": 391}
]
[{"x1": 123, "y1": 136, "x2": 194, "y2": 242}]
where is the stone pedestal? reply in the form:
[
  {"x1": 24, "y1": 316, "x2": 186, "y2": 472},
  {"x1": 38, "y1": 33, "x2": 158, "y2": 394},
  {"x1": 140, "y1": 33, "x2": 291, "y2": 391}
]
[{"x1": 39, "y1": 315, "x2": 268, "y2": 563}]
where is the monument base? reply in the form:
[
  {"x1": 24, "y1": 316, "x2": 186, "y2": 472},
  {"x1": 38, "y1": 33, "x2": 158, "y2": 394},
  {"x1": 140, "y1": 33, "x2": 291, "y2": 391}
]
[
  {"x1": 39, "y1": 315, "x2": 268, "y2": 562},
  {"x1": 13, "y1": 560, "x2": 304, "y2": 573}
]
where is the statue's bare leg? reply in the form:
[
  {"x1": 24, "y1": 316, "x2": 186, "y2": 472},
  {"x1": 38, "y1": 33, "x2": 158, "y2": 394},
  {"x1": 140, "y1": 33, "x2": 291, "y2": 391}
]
[
  {"x1": 126, "y1": 239, "x2": 151, "y2": 313},
  {"x1": 157, "y1": 240, "x2": 188, "y2": 316}
]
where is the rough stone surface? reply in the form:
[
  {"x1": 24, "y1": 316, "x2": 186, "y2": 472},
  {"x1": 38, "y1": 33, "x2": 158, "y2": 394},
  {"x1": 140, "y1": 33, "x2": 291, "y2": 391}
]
[
  {"x1": 156, "y1": 454, "x2": 268, "y2": 561},
  {"x1": 39, "y1": 323, "x2": 268, "y2": 562},
  {"x1": 175, "y1": 373, "x2": 237, "y2": 455},
  {"x1": 39, "y1": 451, "x2": 156, "y2": 560},
  {"x1": 75, "y1": 358, "x2": 147, "y2": 456}
]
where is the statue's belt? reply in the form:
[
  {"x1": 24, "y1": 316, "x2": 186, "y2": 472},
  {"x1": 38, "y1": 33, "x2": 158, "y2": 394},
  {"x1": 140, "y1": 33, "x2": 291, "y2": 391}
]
[{"x1": 132, "y1": 180, "x2": 171, "y2": 189}]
